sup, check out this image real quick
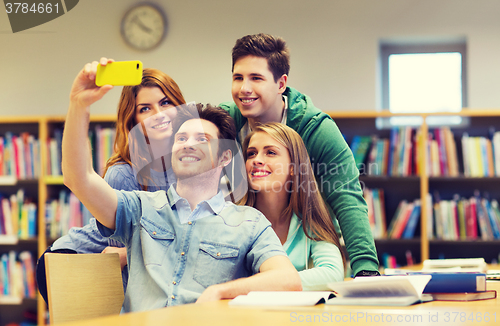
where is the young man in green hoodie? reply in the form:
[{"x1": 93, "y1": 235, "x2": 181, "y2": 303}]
[{"x1": 219, "y1": 33, "x2": 380, "y2": 277}]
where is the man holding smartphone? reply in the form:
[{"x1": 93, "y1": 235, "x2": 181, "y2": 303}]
[
  {"x1": 61, "y1": 58, "x2": 301, "y2": 312},
  {"x1": 219, "y1": 33, "x2": 380, "y2": 277}
]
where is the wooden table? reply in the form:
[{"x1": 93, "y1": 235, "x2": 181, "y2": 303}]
[{"x1": 59, "y1": 281, "x2": 500, "y2": 326}]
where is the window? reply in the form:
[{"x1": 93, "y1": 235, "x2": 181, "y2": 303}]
[{"x1": 379, "y1": 41, "x2": 467, "y2": 127}]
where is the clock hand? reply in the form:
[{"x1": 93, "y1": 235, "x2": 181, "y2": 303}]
[{"x1": 131, "y1": 15, "x2": 152, "y2": 34}]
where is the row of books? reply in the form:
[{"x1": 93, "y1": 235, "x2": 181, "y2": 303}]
[
  {"x1": 45, "y1": 190, "x2": 91, "y2": 239},
  {"x1": 47, "y1": 126, "x2": 116, "y2": 177},
  {"x1": 380, "y1": 251, "x2": 415, "y2": 269},
  {"x1": 0, "y1": 132, "x2": 40, "y2": 180},
  {"x1": 387, "y1": 198, "x2": 423, "y2": 239},
  {"x1": 427, "y1": 127, "x2": 459, "y2": 177},
  {"x1": 462, "y1": 132, "x2": 498, "y2": 177},
  {"x1": 365, "y1": 186, "x2": 425, "y2": 240},
  {"x1": 0, "y1": 251, "x2": 36, "y2": 299},
  {"x1": 351, "y1": 127, "x2": 419, "y2": 177},
  {"x1": 381, "y1": 253, "x2": 398, "y2": 269},
  {"x1": 351, "y1": 126, "x2": 500, "y2": 178},
  {"x1": 431, "y1": 131, "x2": 497, "y2": 177},
  {"x1": 0, "y1": 189, "x2": 37, "y2": 239},
  {"x1": 431, "y1": 191, "x2": 500, "y2": 240},
  {"x1": 373, "y1": 190, "x2": 500, "y2": 241}
]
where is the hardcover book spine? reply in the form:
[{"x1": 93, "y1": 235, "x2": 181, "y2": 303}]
[{"x1": 420, "y1": 273, "x2": 487, "y2": 293}]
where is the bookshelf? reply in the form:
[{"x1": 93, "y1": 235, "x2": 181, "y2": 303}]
[
  {"x1": 329, "y1": 109, "x2": 500, "y2": 269},
  {"x1": 0, "y1": 115, "x2": 115, "y2": 326}
]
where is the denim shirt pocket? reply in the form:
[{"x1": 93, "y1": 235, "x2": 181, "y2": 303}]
[
  {"x1": 193, "y1": 241, "x2": 240, "y2": 288},
  {"x1": 140, "y1": 217, "x2": 175, "y2": 266}
]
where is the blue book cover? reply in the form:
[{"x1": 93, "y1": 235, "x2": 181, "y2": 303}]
[
  {"x1": 1, "y1": 253, "x2": 9, "y2": 295},
  {"x1": 476, "y1": 192, "x2": 494, "y2": 240},
  {"x1": 350, "y1": 135, "x2": 372, "y2": 171},
  {"x1": 28, "y1": 204, "x2": 37, "y2": 237},
  {"x1": 409, "y1": 272, "x2": 487, "y2": 293},
  {"x1": 387, "y1": 127, "x2": 398, "y2": 176},
  {"x1": 375, "y1": 139, "x2": 385, "y2": 176},
  {"x1": 4, "y1": 132, "x2": 14, "y2": 176},
  {"x1": 402, "y1": 200, "x2": 421, "y2": 239},
  {"x1": 483, "y1": 199, "x2": 500, "y2": 239}
]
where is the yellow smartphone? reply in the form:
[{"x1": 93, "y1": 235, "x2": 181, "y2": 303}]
[{"x1": 95, "y1": 60, "x2": 143, "y2": 86}]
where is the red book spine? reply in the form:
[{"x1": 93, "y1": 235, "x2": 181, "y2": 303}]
[{"x1": 467, "y1": 197, "x2": 478, "y2": 239}]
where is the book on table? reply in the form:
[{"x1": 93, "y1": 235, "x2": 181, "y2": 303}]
[
  {"x1": 408, "y1": 271, "x2": 487, "y2": 293},
  {"x1": 229, "y1": 291, "x2": 334, "y2": 306},
  {"x1": 326, "y1": 275, "x2": 433, "y2": 306},
  {"x1": 384, "y1": 266, "x2": 496, "y2": 302},
  {"x1": 431, "y1": 290, "x2": 496, "y2": 302}
]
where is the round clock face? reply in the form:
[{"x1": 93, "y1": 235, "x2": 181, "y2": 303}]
[{"x1": 121, "y1": 4, "x2": 166, "y2": 51}]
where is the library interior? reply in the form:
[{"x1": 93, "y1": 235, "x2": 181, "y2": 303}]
[{"x1": 1, "y1": 1, "x2": 500, "y2": 325}]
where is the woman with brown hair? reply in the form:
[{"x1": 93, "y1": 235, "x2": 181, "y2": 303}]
[
  {"x1": 241, "y1": 122, "x2": 345, "y2": 290},
  {"x1": 37, "y1": 59, "x2": 187, "y2": 304}
]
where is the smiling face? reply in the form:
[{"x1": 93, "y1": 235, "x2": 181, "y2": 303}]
[
  {"x1": 171, "y1": 119, "x2": 223, "y2": 180},
  {"x1": 232, "y1": 55, "x2": 287, "y2": 124},
  {"x1": 245, "y1": 131, "x2": 292, "y2": 193},
  {"x1": 135, "y1": 87, "x2": 177, "y2": 141}
]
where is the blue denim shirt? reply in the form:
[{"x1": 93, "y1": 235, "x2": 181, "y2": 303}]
[
  {"x1": 51, "y1": 163, "x2": 175, "y2": 291},
  {"x1": 98, "y1": 185, "x2": 286, "y2": 312}
]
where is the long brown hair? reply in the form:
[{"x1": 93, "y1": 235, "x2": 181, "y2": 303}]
[
  {"x1": 240, "y1": 123, "x2": 345, "y2": 264},
  {"x1": 102, "y1": 68, "x2": 186, "y2": 180}
]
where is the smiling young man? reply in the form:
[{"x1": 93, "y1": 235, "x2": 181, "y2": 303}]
[
  {"x1": 220, "y1": 33, "x2": 380, "y2": 277},
  {"x1": 62, "y1": 59, "x2": 301, "y2": 312}
]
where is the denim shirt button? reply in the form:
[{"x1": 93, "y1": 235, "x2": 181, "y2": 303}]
[
  {"x1": 172, "y1": 281, "x2": 176, "y2": 285},
  {"x1": 216, "y1": 252, "x2": 221, "y2": 256},
  {"x1": 153, "y1": 231, "x2": 157, "y2": 235},
  {"x1": 188, "y1": 221, "x2": 192, "y2": 225},
  {"x1": 181, "y1": 252, "x2": 185, "y2": 256},
  {"x1": 171, "y1": 295, "x2": 175, "y2": 299}
]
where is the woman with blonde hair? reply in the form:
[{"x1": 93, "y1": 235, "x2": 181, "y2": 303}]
[
  {"x1": 37, "y1": 59, "x2": 187, "y2": 304},
  {"x1": 241, "y1": 122, "x2": 345, "y2": 290}
]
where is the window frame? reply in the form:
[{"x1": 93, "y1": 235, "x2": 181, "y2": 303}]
[{"x1": 380, "y1": 42, "x2": 468, "y2": 113}]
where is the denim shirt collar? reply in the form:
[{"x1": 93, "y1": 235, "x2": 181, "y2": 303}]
[{"x1": 166, "y1": 184, "x2": 226, "y2": 224}]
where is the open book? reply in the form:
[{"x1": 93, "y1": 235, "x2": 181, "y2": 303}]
[
  {"x1": 229, "y1": 291, "x2": 334, "y2": 306},
  {"x1": 326, "y1": 275, "x2": 433, "y2": 306}
]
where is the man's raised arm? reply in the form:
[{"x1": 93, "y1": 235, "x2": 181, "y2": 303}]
[{"x1": 61, "y1": 58, "x2": 118, "y2": 230}]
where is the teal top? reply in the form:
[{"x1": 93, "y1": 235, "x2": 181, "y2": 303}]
[
  {"x1": 220, "y1": 86, "x2": 379, "y2": 275},
  {"x1": 284, "y1": 213, "x2": 344, "y2": 290}
]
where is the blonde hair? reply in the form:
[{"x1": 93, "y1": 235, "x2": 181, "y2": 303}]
[{"x1": 240, "y1": 123, "x2": 345, "y2": 265}]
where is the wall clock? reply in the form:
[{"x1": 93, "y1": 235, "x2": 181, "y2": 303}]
[{"x1": 121, "y1": 3, "x2": 167, "y2": 51}]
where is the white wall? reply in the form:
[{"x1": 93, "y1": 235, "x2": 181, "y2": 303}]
[{"x1": 1, "y1": 0, "x2": 500, "y2": 116}]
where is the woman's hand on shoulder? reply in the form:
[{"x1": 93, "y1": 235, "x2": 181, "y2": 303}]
[{"x1": 70, "y1": 57, "x2": 114, "y2": 108}]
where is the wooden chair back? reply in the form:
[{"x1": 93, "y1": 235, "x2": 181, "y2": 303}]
[{"x1": 45, "y1": 253, "x2": 124, "y2": 324}]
